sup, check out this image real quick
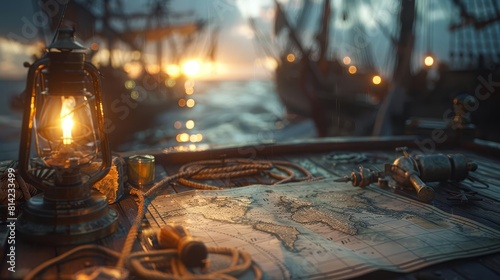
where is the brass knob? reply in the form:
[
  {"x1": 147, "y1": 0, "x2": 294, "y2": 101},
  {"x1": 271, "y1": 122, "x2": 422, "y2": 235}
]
[{"x1": 408, "y1": 174, "x2": 435, "y2": 202}]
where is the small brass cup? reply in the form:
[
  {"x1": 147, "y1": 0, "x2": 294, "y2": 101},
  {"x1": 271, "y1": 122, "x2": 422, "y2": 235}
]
[{"x1": 128, "y1": 155, "x2": 155, "y2": 187}]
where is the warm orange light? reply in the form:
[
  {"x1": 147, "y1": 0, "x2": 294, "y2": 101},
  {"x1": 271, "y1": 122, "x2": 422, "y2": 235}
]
[
  {"x1": 90, "y1": 42, "x2": 99, "y2": 51},
  {"x1": 188, "y1": 133, "x2": 203, "y2": 143},
  {"x1": 130, "y1": 90, "x2": 139, "y2": 100},
  {"x1": 424, "y1": 55, "x2": 434, "y2": 67},
  {"x1": 146, "y1": 64, "x2": 160, "y2": 74},
  {"x1": 176, "y1": 133, "x2": 192, "y2": 142},
  {"x1": 184, "y1": 79, "x2": 194, "y2": 95},
  {"x1": 186, "y1": 98, "x2": 195, "y2": 108},
  {"x1": 343, "y1": 56, "x2": 351, "y2": 65},
  {"x1": 174, "y1": 121, "x2": 182, "y2": 129},
  {"x1": 123, "y1": 62, "x2": 143, "y2": 79},
  {"x1": 286, "y1": 53, "x2": 296, "y2": 63},
  {"x1": 165, "y1": 64, "x2": 181, "y2": 78},
  {"x1": 182, "y1": 60, "x2": 201, "y2": 77},
  {"x1": 186, "y1": 120, "x2": 195, "y2": 129},
  {"x1": 61, "y1": 97, "x2": 75, "y2": 145},
  {"x1": 185, "y1": 80, "x2": 195, "y2": 88},
  {"x1": 178, "y1": 98, "x2": 186, "y2": 107},
  {"x1": 372, "y1": 75, "x2": 382, "y2": 85},
  {"x1": 348, "y1": 65, "x2": 357, "y2": 74},
  {"x1": 165, "y1": 78, "x2": 176, "y2": 87},
  {"x1": 189, "y1": 134, "x2": 199, "y2": 142},
  {"x1": 179, "y1": 133, "x2": 190, "y2": 142},
  {"x1": 124, "y1": 80, "x2": 135, "y2": 90},
  {"x1": 131, "y1": 51, "x2": 141, "y2": 60}
]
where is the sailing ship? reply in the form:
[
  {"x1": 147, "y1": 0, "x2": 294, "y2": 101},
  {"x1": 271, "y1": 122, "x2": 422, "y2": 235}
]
[
  {"x1": 3, "y1": 2, "x2": 500, "y2": 279},
  {"x1": 253, "y1": 0, "x2": 500, "y2": 141},
  {"x1": 374, "y1": 0, "x2": 500, "y2": 140},
  {"x1": 256, "y1": 0, "x2": 389, "y2": 137},
  {"x1": 11, "y1": 0, "x2": 217, "y2": 148}
]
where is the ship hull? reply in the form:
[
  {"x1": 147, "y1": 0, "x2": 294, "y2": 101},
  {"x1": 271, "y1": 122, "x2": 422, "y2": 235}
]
[{"x1": 274, "y1": 61, "x2": 386, "y2": 136}]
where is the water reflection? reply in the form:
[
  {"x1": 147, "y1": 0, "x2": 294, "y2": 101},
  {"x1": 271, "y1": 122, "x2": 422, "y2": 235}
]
[
  {"x1": 116, "y1": 79, "x2": 316, "y2": 152},
  {"x1": 173, "y1": 79, "x2": 201, "y2": 144},
  {"x1": 186, "y1": 120, "x2": 195, "y2": 129}
]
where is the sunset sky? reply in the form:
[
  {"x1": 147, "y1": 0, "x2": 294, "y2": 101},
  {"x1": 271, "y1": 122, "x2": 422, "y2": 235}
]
[
  {"x1": 0, "y1": 0, "x2": 453, "y2": 80},
  {"x1": 0, "y1": 0, "x2": 277, "y2": 80}
]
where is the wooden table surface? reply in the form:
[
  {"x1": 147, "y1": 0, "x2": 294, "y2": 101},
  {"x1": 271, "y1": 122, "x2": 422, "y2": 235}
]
[{"x1": 2, "y1": 136, "x2": 500, "y2": 279}]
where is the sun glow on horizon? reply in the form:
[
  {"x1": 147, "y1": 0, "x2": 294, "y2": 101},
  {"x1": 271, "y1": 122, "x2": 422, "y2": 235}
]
[
  {"x1": 0, "y1": 38, "x2": 43, "y2": 79},
  {"x1": 165, "y1": 64, "x2": 181, "y2": 78},
  {"x1": 182, "y1": 60, "x2": 202, "y2": 77}
]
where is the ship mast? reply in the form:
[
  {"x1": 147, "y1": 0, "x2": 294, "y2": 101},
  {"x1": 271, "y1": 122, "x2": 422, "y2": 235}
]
[
  {"x1": 274, "y1": 1, "x2": 308, "y2": 60},
  {"x1": 316, "y1": 0, "x2": 331, "y2": 70},
  {"x1": 392, "y1": 0, "x2": 416, "y2": 86},
  {"x1": 373, "y1": 0, "x2": 416, "y2": 136},
  {"x1": 274, "y1": 0, "x2": 330, "y2": 136}
]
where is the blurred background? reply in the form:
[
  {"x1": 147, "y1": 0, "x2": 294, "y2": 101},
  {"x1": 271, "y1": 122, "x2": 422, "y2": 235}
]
[{"x1": 1, "y1": 0, "x2": 499, "y2": 161}]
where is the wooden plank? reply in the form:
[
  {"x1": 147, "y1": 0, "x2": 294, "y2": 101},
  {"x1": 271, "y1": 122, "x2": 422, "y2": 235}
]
[
  {"x1": 285, "y1": 155, "x2": 335, "y2": 179},
  {"x1": 122, "y1": 136, "x2": 421, "y2": 166},
  {"x1": 0, "y1": 237, "x2": 57, "y2": 280},
  {"x1": 3, "y1": 137, "x2": 500, "y2": 279},
  {"x1": 479, "y1": 253, "x2": 500, "y2": 275},
  {"x1": 450, "y1": 259, "x2": 500, "y2": 280}
]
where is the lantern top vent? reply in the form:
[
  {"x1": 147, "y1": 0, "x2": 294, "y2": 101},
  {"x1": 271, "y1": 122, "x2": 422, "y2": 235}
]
[{"x1": 48, "y1": 28, "x2": 86, "y2": 52}]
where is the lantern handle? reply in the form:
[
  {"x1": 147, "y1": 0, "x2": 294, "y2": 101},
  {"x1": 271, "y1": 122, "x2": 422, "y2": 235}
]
[
  {"x1": 48, "y1": 0, "x2": 70, "y2": 47},
  {"x1": 83, "y1": 62, "x2": 112, "y2": 186}
]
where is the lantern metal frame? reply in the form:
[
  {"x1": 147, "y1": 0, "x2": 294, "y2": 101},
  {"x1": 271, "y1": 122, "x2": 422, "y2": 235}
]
[{"x1": 16, "y1": 28, "x2": 118, "y2": 245}]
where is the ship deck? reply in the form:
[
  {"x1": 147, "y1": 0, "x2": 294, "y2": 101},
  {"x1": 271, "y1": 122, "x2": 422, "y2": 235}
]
[{"x1": 2, "y1": 136, "x2": 500, "y2": 279}]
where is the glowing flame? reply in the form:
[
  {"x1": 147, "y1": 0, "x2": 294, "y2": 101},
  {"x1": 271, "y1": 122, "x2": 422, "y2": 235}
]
[{"x1": 61, "y1": 97, "x2": 75, "y2": 145}]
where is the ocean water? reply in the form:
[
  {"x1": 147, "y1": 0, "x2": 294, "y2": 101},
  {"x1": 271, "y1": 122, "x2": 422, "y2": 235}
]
[
  {"x1": 0, "y1": 79, "x2": 316, "y2": 161},
  {"x1": 115, "y1": 79, "x2": 317, "y2": 152},
  {"x1": 0, "y1": 79, "x2": 24, "y2": 161}
]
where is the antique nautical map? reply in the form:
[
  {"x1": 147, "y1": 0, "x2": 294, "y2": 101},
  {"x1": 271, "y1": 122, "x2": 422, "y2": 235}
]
[{"x1": 147, "y1": 179, "x2": 500, "y2": 279}]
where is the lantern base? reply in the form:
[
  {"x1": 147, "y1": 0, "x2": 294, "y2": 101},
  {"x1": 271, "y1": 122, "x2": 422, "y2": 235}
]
[{"x1": 17, "y1": 190, "x2": 118, "y2": 245}]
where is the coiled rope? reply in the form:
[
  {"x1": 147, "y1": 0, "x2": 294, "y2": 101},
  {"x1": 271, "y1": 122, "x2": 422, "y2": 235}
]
[{"x1": 175, "y1": 158, "x2": 317, "y2": 190}]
